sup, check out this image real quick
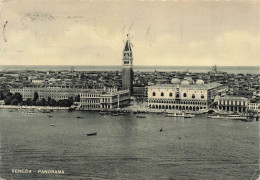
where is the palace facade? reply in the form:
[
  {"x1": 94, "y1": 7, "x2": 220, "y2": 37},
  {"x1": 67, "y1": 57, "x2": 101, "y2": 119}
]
[{"x1": 148, "y1": 78, "x2": 226, "y2": 111}]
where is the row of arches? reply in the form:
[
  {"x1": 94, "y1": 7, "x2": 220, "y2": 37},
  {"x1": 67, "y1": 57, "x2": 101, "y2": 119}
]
[
  {"x1": 218, "y1": 106, "x2": 246, "y2": 112},
  {"x1": 219, "y1": 100, "x2": 246, "y2": 106},
  {"x1": 152, "y1": 92, "x2": 204, "y2": 99},
  {"x1": 149, "y1": 104, "x2": 206, "y2": 111},
  {"x1": 148, "y1": 99, "x2": 207, "y2": 105}
]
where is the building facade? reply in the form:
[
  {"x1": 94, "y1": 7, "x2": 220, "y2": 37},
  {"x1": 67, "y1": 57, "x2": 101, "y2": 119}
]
[
  {"x1": 248, "y1": 102, "x2": 260, "y2": 113},
  {"x1": 10, "y1": 86, "x2": 83, "y2": 100},
  {"x1": 148, "y1": 79, "x2": 226, "y2": 111},
  {"x1": 80, "y1": 90, "x2": 130, "y2": 110},
  {"x1": 122, "y1": 34, "x2": 134, "y2": 96},
  {"x1": 217, "y1": 96, "x2": 248, "y2": 113}
]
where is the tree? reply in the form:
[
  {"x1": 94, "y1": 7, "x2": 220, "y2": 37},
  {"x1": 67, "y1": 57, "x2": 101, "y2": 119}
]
[
  {"x1": 33, "y1": 92, "x2": 39, "y2": 102},
  {"x1": 68, "y1": 97, "x2": 74, "y2": 106},
  {"x1": 40, "y1": 98, "x2": 47, "y2": 106},
  {"x1": 11, "y1": 99, "x2": 19, "y2": 105},
  {"x1": 0, "y1": 93, "x2": 4, "y2": 100},
  {"x1": 4, "y1": 93, "x2": 13, "y2": 105},
  {"x1": 75, "y1": 94, "x2": 80, "y2": 102},
  {"x1": 25, "y1": 98, "x2": 33, "y2": 106},
  {"x1": 48, "y1": 99, "x2": 57, "y2": 106},
  {"x1": 13, "y1": 92, "x2": 23, "y2": 104}
]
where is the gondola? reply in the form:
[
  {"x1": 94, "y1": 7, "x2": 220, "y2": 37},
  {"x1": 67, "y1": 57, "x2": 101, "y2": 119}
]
[{"x1": 87, "y1": 132, "x2": 97, "y2": 136}]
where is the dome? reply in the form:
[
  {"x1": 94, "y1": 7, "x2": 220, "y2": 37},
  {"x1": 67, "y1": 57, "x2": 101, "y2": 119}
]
[
  {"x1": 184, "y1": 77, "x2": 193, "y2": 84},
  {"x1": 171, "y1": 78, "x2": 180, "y2": 84},
  {"x1": 181, "y1": 80, "x2": 190, "y2": 85},
  {"x1": 196, "y1": 79, "x2": 204, "y2": 85}
]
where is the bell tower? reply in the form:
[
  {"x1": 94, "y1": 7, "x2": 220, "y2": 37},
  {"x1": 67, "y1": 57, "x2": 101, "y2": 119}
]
[{"x1": 122, "y1": 34, "x2": 134, "y2": 95}]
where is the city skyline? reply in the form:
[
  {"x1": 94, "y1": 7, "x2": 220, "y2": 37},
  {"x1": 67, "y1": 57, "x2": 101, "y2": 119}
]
[{"x1": 0, "y1": 0, "x2": 259, "y2": 66}]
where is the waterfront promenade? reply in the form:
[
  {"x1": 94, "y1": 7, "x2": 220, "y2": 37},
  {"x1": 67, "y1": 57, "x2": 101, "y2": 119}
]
[{"x1": 0, "y1": 105, "x2": 69, "y2": 110}]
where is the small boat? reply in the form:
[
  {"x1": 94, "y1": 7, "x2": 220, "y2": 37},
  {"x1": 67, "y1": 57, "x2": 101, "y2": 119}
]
[
  {"x1": 23, "y1": 110, "x2": 36, "y2": 115},
  {"x1": 76, "y1": 116, "x2": 84, "y2": 119},
  {"x1": 184, "y1": 114, "x2": 195, "y2": 118},
  {"x1": 41, "y1": 109, "x2": 53, "y2": 113},
  {"x1": 49, "y1": 115, "x2": 53, "y2": 118},
  {"x1": 160, "y1": 128, "x2": 163, "y2": 132},
  {"x1": 111, "y1": 113, "x2": 119, "y2": 116},
  {"x1": 136, "y1": 115, "x2": 146, "y2": 118},
  {"x1": 50, "y1": 124, "x2": 55, "y2": 126},
  {"x1": 99, "y1": 112, "x2": 105, "y2": 116},
  {"x1": 87, "y1": 132, "x2": 97, "y2": 136}
]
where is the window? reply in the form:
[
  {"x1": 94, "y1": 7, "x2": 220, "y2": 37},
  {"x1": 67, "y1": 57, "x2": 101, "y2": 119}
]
[
  {"x1": 192, "y1": 94, "x2": 195, "y2": 98},
  {"x1": 152, "y1": 92, "x2": 156, "y2": 96},
  {"x1": 161, "y1": 92, "x2": 164, "y2": 97},
  {"x1": 176, "y1": 93, "x2": 179, "y2": 98},
  {"x1": 201, "y1": 94, "x2": 204, "y2": 99},
  {"x1": 183, "y1": 93, "x2": 187, "y2": 97},
  {"x1": 169, "y1": 92, "x2": 173, "y2": 97}
]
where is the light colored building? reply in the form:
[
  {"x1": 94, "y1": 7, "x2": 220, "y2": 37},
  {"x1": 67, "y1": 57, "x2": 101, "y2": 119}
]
[
  {"x1": 10, "y1": 86, "x2": 83, "y2": 100},
  {"x1": 217, "y1": 96, "x2": 248, "y2": 113},
  {"x1": 147, "y1": 78, "x2": 226, "y2": 111},
  {"x1": 32, "y1": 79, "x2": 44, "y2": 84},
  {"x1": 248, "y1": 102, "x2": 260, "y2": 113},
  {"x1": 80, "y1": 90, "x2": 130, "y2": 110},
  {"x1": 0, "y1": 100, "x2": 5, "y2": 105}
]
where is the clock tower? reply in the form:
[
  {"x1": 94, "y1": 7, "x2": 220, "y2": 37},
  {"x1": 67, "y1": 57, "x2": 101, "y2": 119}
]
[{"x1": 122, "y1": 34, "x2": 134, "y2": 95}]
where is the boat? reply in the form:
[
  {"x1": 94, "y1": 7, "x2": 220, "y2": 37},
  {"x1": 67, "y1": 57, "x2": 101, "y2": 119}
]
[
  {"x1": 208, "y1": 114, "x2": 247, "y2": 120},
  {"x1": 136, "y1": 115, "x2": 146, "y2": 118},
  {"x1": 208, "y1": 114, "x2": 222, "y2": 119},
  {"x1": 40, "y1": 109, "x2": 53, "y2": 113},
  {"x1": 23, "y1": 110, "x2": 36, "y2": 115},
  {"x1": 49, "y1": 115, "x2": 53, "y2": 118},
  {"x1": 111, "y1": 113, "x2": 119, "y2": 116},
  {"x1": 76, "y1": 116, "x2": 84, "y2": 119},
  {"x1": 99, "y1": 111, "x2": 110, "y2": 116},
  {"x1": 165, "y1": 112, "x2": 185, "y2": 117},
  {"x1": 226, "y1": 114, "x2": 247, "y2": 120},
  {"x1": 87, "y1": 132, "x2": 97, "y2": 136},
  {"x1": 184, "y1": 114, "x2": 195, "y2": 118},
  {"x1": 50, "y1": 124, "x2": 55, "y2": 126}
]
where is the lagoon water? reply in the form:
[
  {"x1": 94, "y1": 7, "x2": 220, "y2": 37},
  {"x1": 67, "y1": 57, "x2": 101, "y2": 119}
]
[{"x1": 0, "y1": 109, "x2": 259, "y2": 179}]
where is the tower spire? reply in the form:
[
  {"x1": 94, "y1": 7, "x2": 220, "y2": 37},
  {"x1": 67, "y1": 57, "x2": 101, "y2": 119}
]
[{"x1": 122, "y1": 34, "x2": 134, "y2": 95}]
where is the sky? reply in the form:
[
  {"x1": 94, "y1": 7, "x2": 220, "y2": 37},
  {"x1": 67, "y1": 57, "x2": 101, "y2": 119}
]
[{"x1": 0, "y1": 0, "x2": 259, "y2": 66}]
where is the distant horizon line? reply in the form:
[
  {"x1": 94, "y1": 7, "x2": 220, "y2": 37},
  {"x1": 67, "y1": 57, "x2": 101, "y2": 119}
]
[{"x1": 0, "y1": 65, "x2": 258, "y2": 67}]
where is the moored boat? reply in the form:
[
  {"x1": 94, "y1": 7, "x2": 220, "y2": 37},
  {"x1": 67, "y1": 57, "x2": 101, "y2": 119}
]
[
  {"x1": 226, "y1": 114, "x2": 247, "y2": 120},
  {"x1": 184, "y1": 114, "x2": 195, "y2": 118},
  {"x1": 23, "y1": 110, "x2": 36, "y2": 115},
  {"x1": 136, "y1": 115, "x2": 146, "y2": 118},
  {"x1": 111, "y1": 113, "x2": 119, "y2": 116},
  {"x1": 208, "y1": 114, "x2": 247, "y2": 120},
  {"x1": 165, "y1": 112, "x2": 185, "y2": 117}
]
